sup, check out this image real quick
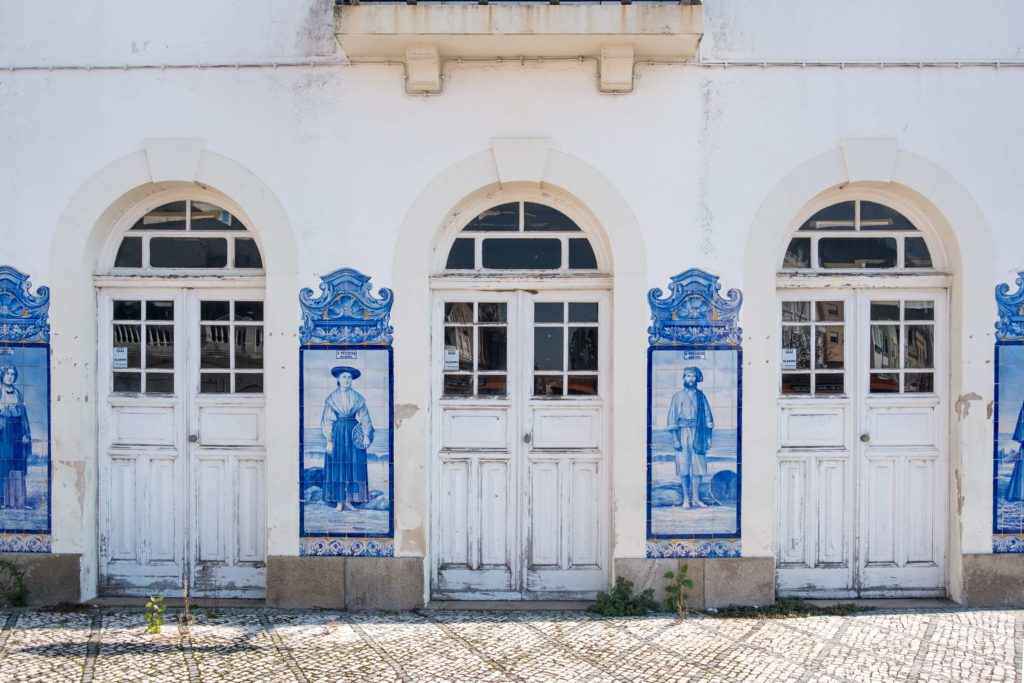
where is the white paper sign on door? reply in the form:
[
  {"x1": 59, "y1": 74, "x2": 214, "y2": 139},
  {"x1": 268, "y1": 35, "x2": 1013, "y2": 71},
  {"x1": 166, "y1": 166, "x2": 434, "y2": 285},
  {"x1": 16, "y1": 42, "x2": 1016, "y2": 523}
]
[
  {"x1": 781, "y1": 348, "x2": 797, "y2": 370},
  {"x1": 443, "y1": 347, "x2": 460, "y2": 372},
  {"x1": 113, "y1": 347, "x2": 129, "y2": 369}
]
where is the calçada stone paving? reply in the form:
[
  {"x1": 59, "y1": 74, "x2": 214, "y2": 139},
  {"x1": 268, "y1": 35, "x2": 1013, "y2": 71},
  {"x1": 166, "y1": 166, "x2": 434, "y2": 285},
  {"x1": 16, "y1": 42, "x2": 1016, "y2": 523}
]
[{"x1": 0, "y1": 606, "x2": 1019, "y2": 682}]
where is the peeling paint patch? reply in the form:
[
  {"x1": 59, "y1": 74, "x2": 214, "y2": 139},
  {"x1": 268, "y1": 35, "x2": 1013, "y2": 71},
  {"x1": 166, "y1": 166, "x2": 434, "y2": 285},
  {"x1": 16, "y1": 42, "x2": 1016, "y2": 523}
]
[
  {"x1": 987, "y1": 400, "x2": 994, "y2": 420},
  {"x1": 395, "y1": 403, "x2": 419, "y2": 427},
  {"x1": 954, "y1": 392, "x2": 982, "y2": 420},
  {"x1": 954, "y1": 468, "x2": 964, "y2": 516}
]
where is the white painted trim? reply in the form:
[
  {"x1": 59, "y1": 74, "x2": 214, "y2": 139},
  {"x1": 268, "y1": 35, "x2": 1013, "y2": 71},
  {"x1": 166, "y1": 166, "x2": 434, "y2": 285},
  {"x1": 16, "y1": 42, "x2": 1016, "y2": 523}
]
[
  {"x1": 49, "y1": 142, "x2": 298, "y2": 600},
  {"x1": 392, "y1": 143, "x2": 646, "y2": 604}
]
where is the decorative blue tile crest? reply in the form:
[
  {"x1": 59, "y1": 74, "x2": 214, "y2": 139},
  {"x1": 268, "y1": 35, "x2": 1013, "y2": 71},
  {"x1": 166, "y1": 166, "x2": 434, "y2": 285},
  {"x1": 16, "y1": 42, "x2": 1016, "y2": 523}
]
[
  {"x1": 648, "y1": 268, "x2": 742, "y2": 346},
  {"x1": 996, "y1": 271, "x2": 1024, "y2": 342},
  {"x1": 647, "y1": 269, "x2": 743, "y2": 559},
  {"x1": 300, "y1": 538, "x2": 394, "y2": 557},
  {"x1": 300, "y1": 268, "x2": 394, "y2": 346},
  {"x1": 0, "y1": 266, "x2": 50, "y2": 343}
]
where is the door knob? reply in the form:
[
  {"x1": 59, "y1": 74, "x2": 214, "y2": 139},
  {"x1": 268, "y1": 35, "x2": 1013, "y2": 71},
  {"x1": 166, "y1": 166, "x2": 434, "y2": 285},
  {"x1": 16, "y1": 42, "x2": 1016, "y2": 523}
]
[
  {"x1": 188, "y1": 434, "x2": 199, "y2": 443},
  {"x1": 523, "y1": 433, "x2": 532, "y2": 444},
  {"x1": 859, "y1": 433, "x2": 870, "y2": 443}
]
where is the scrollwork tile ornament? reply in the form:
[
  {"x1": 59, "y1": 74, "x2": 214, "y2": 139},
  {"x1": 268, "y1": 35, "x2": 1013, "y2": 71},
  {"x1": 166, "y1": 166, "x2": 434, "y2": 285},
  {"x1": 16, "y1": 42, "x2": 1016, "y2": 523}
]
[
  {"x1": 995, "y1": 270, "x2": 1024, "y2": 341},
  {"x1": 648, "y1": 268, "x2": 742, "y2": 346},
  {"x1": 300, "y1": 268, "x2": 394, "y2": 345},
  {"x1": 0, "y1": 266, "x2": 50, "y2": 343}
]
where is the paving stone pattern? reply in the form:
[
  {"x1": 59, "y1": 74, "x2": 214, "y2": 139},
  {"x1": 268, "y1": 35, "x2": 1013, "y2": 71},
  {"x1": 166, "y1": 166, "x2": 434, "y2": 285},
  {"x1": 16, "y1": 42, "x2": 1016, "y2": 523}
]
[{"x1": 0, "y1": 607, "x2": 1019, "y2": 682}]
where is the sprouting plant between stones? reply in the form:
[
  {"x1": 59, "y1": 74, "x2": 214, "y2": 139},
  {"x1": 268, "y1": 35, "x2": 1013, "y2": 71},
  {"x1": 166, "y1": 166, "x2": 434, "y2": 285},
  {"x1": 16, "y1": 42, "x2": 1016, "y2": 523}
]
[
  {"x1": 663, "y1": 562, "x2": 694, "y2": 618},
  {"x1": 587, "y1": 576, "x2": 659, "y2": 617},
  {"x1": 144, "y1": 595, "x2": 166, "y2": 634},
  {"x1": 0, "y1": 559, "x2": 29, "y2": 607}
]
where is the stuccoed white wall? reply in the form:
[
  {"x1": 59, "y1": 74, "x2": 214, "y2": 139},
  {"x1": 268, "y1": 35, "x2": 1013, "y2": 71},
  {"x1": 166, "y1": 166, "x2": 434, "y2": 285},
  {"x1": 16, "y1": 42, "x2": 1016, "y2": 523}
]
[{"x1": 1, "y1": 0, "x2": 1022, "y2": 595}]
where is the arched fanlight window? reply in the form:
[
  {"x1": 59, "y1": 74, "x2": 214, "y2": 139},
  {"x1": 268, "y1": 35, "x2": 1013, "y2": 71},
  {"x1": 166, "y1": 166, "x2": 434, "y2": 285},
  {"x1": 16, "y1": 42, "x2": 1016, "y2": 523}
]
[
  {"x1": 444, "y1": 201, "x2": 599, "y2": 272},
  {"x1": 113, "y1": 200, "x2": 263, "y2": 271},
  {"x1": 782, "y1": 200, "x2": 933, "y2": 272}
]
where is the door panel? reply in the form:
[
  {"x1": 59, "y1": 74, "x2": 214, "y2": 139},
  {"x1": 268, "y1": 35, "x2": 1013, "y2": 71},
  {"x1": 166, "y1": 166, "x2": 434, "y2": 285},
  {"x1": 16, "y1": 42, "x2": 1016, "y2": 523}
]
[
  {"x1": 99, "y1": 288, "x2": 266, "y2": 598},
  {"x1": 432, "y1": 291, "x2": 608, "y2": 599}
]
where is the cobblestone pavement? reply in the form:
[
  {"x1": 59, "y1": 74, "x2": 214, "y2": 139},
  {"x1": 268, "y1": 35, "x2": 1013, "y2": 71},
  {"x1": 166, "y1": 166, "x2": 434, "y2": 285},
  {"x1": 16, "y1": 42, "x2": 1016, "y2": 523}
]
[{"x1": 0, "y1": 607, "x2": 1020, "y2": 682}]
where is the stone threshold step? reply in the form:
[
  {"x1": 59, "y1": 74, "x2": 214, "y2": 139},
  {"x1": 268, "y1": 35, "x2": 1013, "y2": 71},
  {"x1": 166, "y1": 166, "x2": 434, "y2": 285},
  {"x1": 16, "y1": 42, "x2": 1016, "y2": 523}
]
[{"x1": 424, "y1": 600, "x2": 592, "y2": 611}]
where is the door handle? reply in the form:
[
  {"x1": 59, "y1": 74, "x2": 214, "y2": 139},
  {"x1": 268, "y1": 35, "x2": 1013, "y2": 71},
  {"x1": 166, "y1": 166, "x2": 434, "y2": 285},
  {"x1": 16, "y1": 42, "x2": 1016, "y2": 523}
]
[
  {"x1": 859, "y1": 433, "x2": 870, "y2": 443},
  {"x1": 188, "y1": 434, "x2": 199, "y2": 443},
  {"x1": 523, "y1": 433, "x2": 532, "y2": 444}
]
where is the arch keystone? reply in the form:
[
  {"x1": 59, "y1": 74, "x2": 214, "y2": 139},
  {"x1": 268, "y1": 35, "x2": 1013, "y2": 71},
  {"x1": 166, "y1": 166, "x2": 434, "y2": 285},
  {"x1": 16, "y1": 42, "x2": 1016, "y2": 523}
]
[
  {"x1": 144, "y1": 137, "x2": 204, "y2": 182},
  {"x1": 840, "y1": 138, "x2": 899, "y2": 183},
  {"x1": 491, "y1": 138, "x2": 552, "y2": 185}
]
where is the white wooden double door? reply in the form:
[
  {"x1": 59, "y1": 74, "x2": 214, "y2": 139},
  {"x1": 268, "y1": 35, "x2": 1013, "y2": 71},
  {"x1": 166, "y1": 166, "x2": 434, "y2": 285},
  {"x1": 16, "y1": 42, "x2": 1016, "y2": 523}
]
[
  {"x1": 432, "y1": 290, "x2": 609, "y2": 599},
  {"x1": 777, "y1": 288, "x2": 947, "y2": 597},
  {"x1": 98, "y1": 287, "x2": 266, "y2": 598}
]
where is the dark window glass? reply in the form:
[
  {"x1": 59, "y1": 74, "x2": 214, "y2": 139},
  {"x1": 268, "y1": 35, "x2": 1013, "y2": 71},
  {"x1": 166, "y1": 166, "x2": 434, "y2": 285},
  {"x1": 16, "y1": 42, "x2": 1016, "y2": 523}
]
[
  {"x1": 524, "y1": 203, "x2": 581, "y2": 232},
  {"x1": 569, "y1": 303, "x2": 598, "y2": 323},
  {"x1": 815, "y1": 301, "x2": 844, "y2": 322},
  {"x1": 146, "y1": 326, "x2": 175, "y2": 369},
  {"x1": 904, "y1": 373, "x2": 934, "y2": 393},
  {"x1": 146, "y1": 301, "x2": 174, "y2": 321},
  {"x1": 870, "y1": 302, "x2": 900, "y2": 321},
  {"x1": 112, "y1": 324, "x2": 141, "y2": 367},
  {"x1": 477, "y1": 375, "x2": 507, "y2": 396},
  {"x1": 781, "y1": 374, "x2": 811, "y2": 395},
  {"x1": 818, "y1": 237, "x2": 897, "y2": 269},
  {"x1": 859, "y1": 201, "x2": 917, "y2": 231},
  {"x1": 477, "y1": 303, "x2": 507, "y2": 323},
  {"x1": 446, "y1": 238, "x2": 475, "y2": 270},
  {"x1": 815, "y1": 374, "x2": 845, "y2": 395},
  {"x1": 235, "y1": 301, "x2": 264, "y2": 321},
  {"x1": 444, "y1": 302, "x2": 473, "y2": 324},
  {"x1": 114, "y1": 237, "x2": 142, "y2": 268},
  {"x1": 145, "y1": 373, "x2": 174, "y2": 394},
  {"x1": 781, "y1": 302, "x2": 810, "y2": 323},
  {"x1": 798, "y1": 201, "x2": 855, "y2": 231},
  {"x1": 870, "y1": 373, "x2": 900, "y2": 393},
  {"x1": 904, "y1": 237, "x2": 933, "y2": 268},
  {"x1": 534, "y1": 375, "x2": 564, "y2": 396},
  {"x1": 444, "y1": 327, "x2": 473, "y2": 371},
  {"x1": 567, "y1": 376, "x2": 598, "y2": 396},
  {"x1": 462, "y1": 203, "x2": 519, "y2": 232},
  {"x1": 131, "y1": 202, "x2": 187, "y2": 231},
  {"x1": 482, "y1": 239, "x2": 560, "y2": 269},
  {"x1": 113, "y1": 373, "x2": 141, "y2": 393},
  {"x1": 200, "y1": 373, "x2": 231, "y2": 394},
  {"x1": 904, "y1": 301, "x2": 934, "y2": 321},
  {"x1": 443, "y1": 374, "x2": 473, "y2": 396},
  {"x1": 477, "y1": 328, "x2": 507, "y2": 371},
  {"x1": 235, "y1": 238, "x2": 263, "y2": 268},
  {"x1": 905, "y1": 326, "x2": 934, "y2": 369},
  {"x1": 235, "y1": 373, "x2": 264, "y2": 393},
  {"x1": 535, "y1": 303, "x2": 563, "y2": 323},
  {"x1": 568, "y1": 239, "x2": 598, "y2": 269},
  {"x1": 113, "y1": 300, "x2": 142, "y2": 320},
  {"x1": 569, "y1": 327, "x2": 598, "y2": 371},
  {"x1": 150, "y1": 237, "x2": 228, "y2": 268},
  {"x1": 534, "y1": 328, "x2": 564, "y2": 371},
  {"x1": 235, "y1": 327, "x2": 264, "y2": 369},
  {"x1": 201, "y1": 326, "x2": 231, "y2": 368},
  {"x1": 191, "y1": 202, "x2": 246, "y2": 231},
  {"x1": 201, "y1": 301, "x2": 230, "y2": 321},
  {"x1": 783, "y1": 238, "x2": 811, "y2": 268}
]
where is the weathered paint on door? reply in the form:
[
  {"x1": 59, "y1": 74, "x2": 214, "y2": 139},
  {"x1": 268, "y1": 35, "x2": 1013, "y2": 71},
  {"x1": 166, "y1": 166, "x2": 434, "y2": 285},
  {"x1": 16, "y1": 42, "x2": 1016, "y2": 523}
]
[
  {"x1": 776, "y1": 289, "x2": 947, "y2": 597},
  {"x1": 98, "y1": 288, "x2": 266, "y2": 598},
  {"x1": 432, "y1": 290, "x2": 609, "y2": 599}
]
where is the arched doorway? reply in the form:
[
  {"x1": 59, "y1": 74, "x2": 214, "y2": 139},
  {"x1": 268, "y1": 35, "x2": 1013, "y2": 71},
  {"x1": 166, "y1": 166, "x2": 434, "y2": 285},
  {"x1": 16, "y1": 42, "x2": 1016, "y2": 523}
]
[
  {"x1": 429, "y1": 191, "x2": 611, "y2": 599},
  {"x1": 96, "y1": 193, "x2": 267, "y2": 598},
  {"x1": 775, "y1": 191, "x2": 949, "y2": 597}
]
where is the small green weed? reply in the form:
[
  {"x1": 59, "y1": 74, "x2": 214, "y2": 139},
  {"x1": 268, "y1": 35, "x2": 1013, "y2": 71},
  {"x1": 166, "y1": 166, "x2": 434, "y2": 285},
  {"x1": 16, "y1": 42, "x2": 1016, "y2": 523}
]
[
  {"x1": 588, "y1": 576, "x2": 659, "y2": 617},
  {"x1": 0, "y1": 559, "x2": 29, "y2": 607},
  {"x1": 144, "y1": 596, "x2": 166, "y2": 634},
  {"x1": 663, "y1": 562, "x2": 694, "y2": 618}
]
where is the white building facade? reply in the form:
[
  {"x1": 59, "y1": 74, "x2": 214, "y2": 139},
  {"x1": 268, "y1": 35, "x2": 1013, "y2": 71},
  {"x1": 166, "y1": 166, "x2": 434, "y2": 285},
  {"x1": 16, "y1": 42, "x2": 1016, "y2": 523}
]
[{"x1": 0, "y1": 0, "x2": 1021, "y2": 608}]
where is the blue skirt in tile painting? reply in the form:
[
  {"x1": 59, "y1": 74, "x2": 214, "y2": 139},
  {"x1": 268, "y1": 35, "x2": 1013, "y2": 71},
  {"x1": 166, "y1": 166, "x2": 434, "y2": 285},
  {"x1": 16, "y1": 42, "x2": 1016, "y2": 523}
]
[
  {"x1": 0, "y1": 391, "x2": 31, "y2": 510},
  {"x1": 326, "y1": 417, "x2": 369, "y2": 506}
]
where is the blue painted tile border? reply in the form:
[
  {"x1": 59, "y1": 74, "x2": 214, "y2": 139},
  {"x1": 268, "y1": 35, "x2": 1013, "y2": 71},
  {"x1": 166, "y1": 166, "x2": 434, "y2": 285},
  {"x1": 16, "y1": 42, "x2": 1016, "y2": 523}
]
[{"x1": 993, "y1": 272, "x2": 1024, "y2": 553}]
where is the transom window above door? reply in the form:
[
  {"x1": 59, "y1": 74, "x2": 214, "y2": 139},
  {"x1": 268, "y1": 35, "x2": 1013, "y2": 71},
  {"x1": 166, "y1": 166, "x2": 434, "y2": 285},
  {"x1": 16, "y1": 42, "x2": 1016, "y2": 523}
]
[
  {"x1": 782, "y1": 200, "x2": 933, "y2": 272},
  {"x1": 113, "y1": 200, "x2": 263, "y2": 272},
  {"x1": 444, "y1": 202, "x2": 599, "y2": 272}
]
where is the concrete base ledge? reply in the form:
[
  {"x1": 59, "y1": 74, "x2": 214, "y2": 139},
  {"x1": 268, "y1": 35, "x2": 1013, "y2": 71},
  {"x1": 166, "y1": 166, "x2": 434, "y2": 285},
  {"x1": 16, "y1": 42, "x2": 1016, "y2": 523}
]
[
  {"x1": 0, "y1": 553, "x2": 80, "y2": 606},
  {"x1": 960, "y1": 553, "x2": 1024, "y2": 607},
  {"x1": 614, "y1": 556, "x2": 775, "y2": 610},
  {"x1": 267, "y1": 556, "x2": 424, "y2": 610}
]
